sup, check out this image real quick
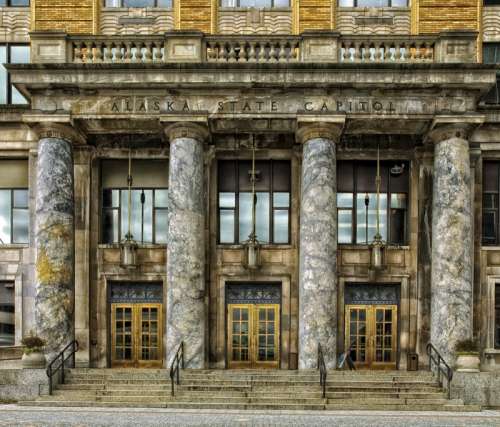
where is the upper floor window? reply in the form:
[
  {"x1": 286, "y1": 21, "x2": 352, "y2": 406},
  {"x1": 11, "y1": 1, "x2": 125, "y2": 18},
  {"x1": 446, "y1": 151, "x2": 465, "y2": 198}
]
[
  {"x1": 101, "y1": 160, "x2": 168, "y2": 245},
  {"x1": 0, "y1": 160, "x2": 29, "y2": 245},
  {"x1": 337, "y1": 160, "x2": 409, "y2": 245},
  {"x1": 339, "y1": 0, "x2": 407, "y2": 6},
  {"x1": 484, "y1": 43, "x2": 500, "y2": 64},
  {"x1": 218, "y1": 160, "x2": 291, "y2": 245},
  {"x1": 482, "y1": 162, "x2": 500, "y2": 245},
  {"x1": 0, "y1": 0, "x2": 29, "y2": 6},
  {"x1": 221, "y1": 0, "x2": 288, "y2": 6},
  {"x1": 484, "y1": 0, "x2": 500, "y2": 5},
  {"x1": 0, "y1": 44, "x2": 29, "y2": 105},
  {"x1": 0, "y1": 282, "x2": 15, "y2": 347},
  {"x1": 104, "y1": 0, "x2": 172, "y2": 6}
]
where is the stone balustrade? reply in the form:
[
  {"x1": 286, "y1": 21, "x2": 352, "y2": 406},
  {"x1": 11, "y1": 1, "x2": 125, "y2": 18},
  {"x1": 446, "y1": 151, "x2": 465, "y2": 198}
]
[
  {"x1": 29, "y1": 30, "x2": 479, "y2": 65},
  {"x1": 340, "y1": 36, "x2": 436, "y2": 63},
  {"x1": 205, "y1": 37, "x2": 300, "y2": 63}
]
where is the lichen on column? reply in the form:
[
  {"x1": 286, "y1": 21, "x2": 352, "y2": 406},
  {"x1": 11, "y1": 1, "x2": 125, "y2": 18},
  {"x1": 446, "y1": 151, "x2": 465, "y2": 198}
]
[
  {"x1": 35, "y1": 137, "x2": 75, "y2": 358},
  {"x1": 431, "y1": 128, "x2": 472, "y2": 363},
  {"x1": 166, "y1": 127, "x2": 206, "y2": 369},
  {"x1": 298, "y1": 135, "x2": 338, "y2": 369}
]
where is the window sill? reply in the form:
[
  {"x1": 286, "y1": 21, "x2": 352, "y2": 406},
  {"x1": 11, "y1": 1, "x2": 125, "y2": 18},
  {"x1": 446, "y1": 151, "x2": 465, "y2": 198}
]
[
  {"x1": 482, "y1": 246, "x2": 500, "y2": 251},
  {"x1": 102, "y1": 7, "x2": 173, "y2": 11},
  {"x1": 98, "y1": 243, "x2": 167, "y2": 249},
  {"x1": 217, "y1": 244, "x2": 293, "y2": 250},
  {"x1": 0, "y1": 244, "x2": 28, "y2": 249},
  {"x1": 339, "y1": 244, "x2": 410, "y2": 250},
  {"x1": 338, "y1": 6, "x2": 409, "y2": 10}
]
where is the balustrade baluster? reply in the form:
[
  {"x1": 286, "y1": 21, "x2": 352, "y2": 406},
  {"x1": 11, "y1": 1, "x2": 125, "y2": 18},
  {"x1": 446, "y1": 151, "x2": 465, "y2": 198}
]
[
  {"x1": 278, "y1": 41, "x2": 287, "y2": 62},
  {"x1": 257, "y1": 43, "x2": 266, "y2": 63},
  {"x1": 104, "y1": 42, "x2": 114, "y2": 63},
  {"x1": 74, "y1": 42, "x2": 84, "y2": 63},
  {"x1": 248, "y1": 42, "x2": 257, "y2": 63},
  {"x1": 228, "y1": 43, "x2": 237, "y2": 62},
  {"x1": 93, "y1": 42, "x2": 103, "y2": 63},
  {"x1": 144, "y1": 42, "x2": 153, "y2": 63},
  {"x1": 84, "y1": 41, "x2": 94, "y2": 63}
]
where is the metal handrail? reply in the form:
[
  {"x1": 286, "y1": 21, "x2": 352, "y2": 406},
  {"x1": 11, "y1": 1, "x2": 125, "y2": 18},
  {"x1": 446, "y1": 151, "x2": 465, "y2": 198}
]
[
  {"x1": 317, "y1": 343, "x2": 327, "y2": 399},
  {"x1": 426, "y1": 342, "x2": 453, "y2": 399},
  {"x1": 46, "y1": 340, "x2": 79, "y2": 395},
  {"x1": 169, "y1": 341, "x2": 184, "y2": 397}
]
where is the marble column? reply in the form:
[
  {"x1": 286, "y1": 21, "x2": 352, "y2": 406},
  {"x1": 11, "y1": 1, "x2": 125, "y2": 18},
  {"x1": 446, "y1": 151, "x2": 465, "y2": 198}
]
[
  {"x1": 298, "y1": 123, "x2": 342, "y2": 369},
  {"x1": 35, "y1": 129, "x2": 75, "y2": 359},
  {"x1": 165, "y1": 123, "x2": 207, "y2": 369},
  {"x1": 430, "y1": 124, "x2": 473, "y2": 363}
]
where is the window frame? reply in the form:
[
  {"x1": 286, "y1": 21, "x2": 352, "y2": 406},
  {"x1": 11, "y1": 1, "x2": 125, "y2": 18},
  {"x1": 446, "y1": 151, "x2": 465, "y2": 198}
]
[
  {"x1": 0, "y1": 43, "x2": 30, "y2": 105},
  {"x1": 484, "y1": 0, "x2": 500, "y2": 6},
  {"x1": 103, "y1": 0, "x2": 171, "y2": 7},
  {"x1": 482, "y1": 161, "x2": 500, "y2": 246},
  {"x1": 496, "y1": 283, "x2": 500, "y2": 349},
  {"x1": 338, "y1": 0, "x2": 408, "y2": 7},
  {"x1": 337, "y1": 161, "x2": 409, "y2": 246},
  {"x1": 217, "y1": 160, "x2": 291, "y2": 245},
  {"x1": 0, "y1": 0, "x2": 30, "y2": 6},
  {"x1": 100, "y1": 187, "x2": 168, "y2": 245},
  {"x1": 0, "y1": 188, "x2": 29, "y2": 245}
]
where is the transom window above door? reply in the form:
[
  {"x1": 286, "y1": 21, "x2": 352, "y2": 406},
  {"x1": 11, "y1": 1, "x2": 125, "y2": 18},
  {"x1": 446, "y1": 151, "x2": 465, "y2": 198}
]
[
  {"x1": 101, "y1": 159, "x2": 168, "y2": 245},
  {"x1": 220, "y1": 0, "x2": 289, "y2": 7},
  {"x1": 218, "y1": 160, "x2": 291, "y2": 245},
  {"x1": 339, "y1": 0, "x2": 407, "y2": 6},
  {"x1": 337, "y1": 160, "x2": 409, "y2": 245}
]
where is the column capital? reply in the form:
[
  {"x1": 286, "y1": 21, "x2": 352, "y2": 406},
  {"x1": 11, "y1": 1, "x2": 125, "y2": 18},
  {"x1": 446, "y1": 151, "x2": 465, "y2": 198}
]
[
  {"x1": 33, "y1": 122, "x2": 86, "y2": 145},
  {"x1": 426, "y1": 115, "x2": 485, "y2": 144},
  {"x1": 163, "y1": 121, "x2": 210, "y2": 143},
  {"x1": 296, "y1": 116, "x2": 345, "y2": 145}
]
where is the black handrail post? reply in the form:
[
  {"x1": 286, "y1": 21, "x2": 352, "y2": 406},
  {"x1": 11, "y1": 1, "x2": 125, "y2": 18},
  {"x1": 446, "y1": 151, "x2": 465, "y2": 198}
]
[
  {"x1": 46, "y1": 340, "x2": 79, "y2": 396},
  {"x1": 181, "y1": 342, "x2": 184, "y2": 369},
  {"x1": 61, "y1": 353, "x2": 65, "y2": 385}
]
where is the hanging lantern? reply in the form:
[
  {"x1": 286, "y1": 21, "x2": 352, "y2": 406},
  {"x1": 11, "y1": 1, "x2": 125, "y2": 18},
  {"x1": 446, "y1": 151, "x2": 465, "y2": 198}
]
[
  {"x1": 120, "y1": 147, "x2": 138, "y2": 269},
  {"x1": 369, "y1": 143, "x2": 386, "y2": 272},
  {"x1": 244, "y1": 139, "x2": 261, "y2": 271}
]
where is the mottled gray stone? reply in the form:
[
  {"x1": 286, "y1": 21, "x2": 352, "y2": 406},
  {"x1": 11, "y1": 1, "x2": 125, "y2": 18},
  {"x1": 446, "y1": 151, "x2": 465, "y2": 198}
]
[
  {"x1": 35, "y1": 137, "x2": 75, "y2": 359},
  {"x1": 166, "y1": 136, "x2": 205, "y2": 369},
  {"x1": 431, "y1": 135, "x2": 472, "y2": 364},
  {"x1": 0, "y1": 368, "x2": 48, "y2": 400},
  {"x1": 299, "y1": 137, "x2": 337, "y2": 369}
]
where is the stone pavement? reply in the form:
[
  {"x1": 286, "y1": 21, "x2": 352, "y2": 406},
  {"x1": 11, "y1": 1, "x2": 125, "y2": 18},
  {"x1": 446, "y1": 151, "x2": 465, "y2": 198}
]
[{"x1": 1, "y1": 406, "x2": 500, "y2": 426}]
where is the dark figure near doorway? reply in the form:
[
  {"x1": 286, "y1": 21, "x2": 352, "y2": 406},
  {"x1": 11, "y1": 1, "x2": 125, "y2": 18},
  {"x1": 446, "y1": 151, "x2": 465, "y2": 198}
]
[{"x1": 338, "y1": 343, "x2": 356, "y2": 370}]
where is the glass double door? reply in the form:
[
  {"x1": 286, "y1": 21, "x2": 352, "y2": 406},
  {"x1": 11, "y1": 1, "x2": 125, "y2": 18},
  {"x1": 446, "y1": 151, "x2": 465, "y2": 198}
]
[
  {"x1": 110, "y1": 303, "x2": 163, "y2": 368},
  {"x1": 228, "y1": 304, "x2": 280, "y2": 369},
  {"x1": 345, "y1": 304, "x2": 398, "y2": 369}
]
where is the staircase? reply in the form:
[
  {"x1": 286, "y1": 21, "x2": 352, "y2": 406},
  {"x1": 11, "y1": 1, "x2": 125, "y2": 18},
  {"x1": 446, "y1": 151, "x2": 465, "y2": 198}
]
[{"x1": 21, "y1": 369, "x2": 480, "y2": 411}]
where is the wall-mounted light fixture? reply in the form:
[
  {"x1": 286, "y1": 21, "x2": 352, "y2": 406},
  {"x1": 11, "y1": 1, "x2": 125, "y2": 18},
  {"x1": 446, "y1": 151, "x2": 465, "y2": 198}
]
[
  {"x1": 120, "y1": 147, "x2": 138, "y2": 269},
  {"x1": 370, "y1": 143, "x2": 385, "y2": 272},
  {"x1": 244, "y1": 139, "x2": 261, "y2": 270}
]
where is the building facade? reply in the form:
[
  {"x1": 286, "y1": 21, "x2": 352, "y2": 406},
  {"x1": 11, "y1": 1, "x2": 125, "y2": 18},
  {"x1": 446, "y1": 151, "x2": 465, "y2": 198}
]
[{"x1": 0, "y1": 0, "x2": 500, "y2": 372}]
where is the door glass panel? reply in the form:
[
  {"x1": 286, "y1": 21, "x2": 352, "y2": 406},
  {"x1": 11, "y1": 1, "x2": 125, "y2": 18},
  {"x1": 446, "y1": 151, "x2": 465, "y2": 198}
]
[
  {"x1": 231, "y1": 307, "x2": 249, "y2": 362},
  {"x1": 348, "y1": 308, "x2": 367, "y2": 363},
  {"x1": 374, "y1": 307, "x2": 394, "y2": 363}
]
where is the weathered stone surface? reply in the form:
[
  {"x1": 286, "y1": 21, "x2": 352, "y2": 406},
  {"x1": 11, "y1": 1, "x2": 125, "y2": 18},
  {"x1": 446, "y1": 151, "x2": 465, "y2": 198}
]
[
  {"x1": 35, "y1": 137, "x2": 74, "y2": 359},
  {"x1": 0, "y1": 368, "x2": 48, "y2": 401},
  {"x1": 166, "y1": 136, "x2": 205, "y2": 369},
  {"x1": 431, "y1": 135, "x2": 472, "y2": 363},
  {"x1": 298, "y1": 137, "x2": 337, "y2": 369}
]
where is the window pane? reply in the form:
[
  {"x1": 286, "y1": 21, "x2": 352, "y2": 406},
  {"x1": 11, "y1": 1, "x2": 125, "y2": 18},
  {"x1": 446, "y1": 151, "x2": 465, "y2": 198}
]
[
  {"x1": 103, "y1": 189, "x2": 120, "y2": 208},
  {"x1": 239, "y1": 192, "x2": 269, "y2": 243},
  {"x1": 0, "y1": 282, "x2": 15, "y2": 346},
  {"x1": 10, "y1": 0, "x2": 30, "y2": 5},
  {"x1": 338, "y1": 193, "x2": 353, "y2": 208},
  {"x1": 155, "y1": 189, "x2": 168, "y2": 208},
  {"x1": 496, "y1": 284, "x2": 500, "y2": 348},
  {"x1": 10, "y1": 46, "x2": 29, "y2": 104},
  {"x1": 0, "y1": 190, "x2": 11, "y2": 244},
  {"x1": 483, "y1": 193, "x2": 498, "y2": 210},
  {"x1": 121, "y1": 190, "x2": 143, "y2": 241},
  {"x1": 338, "y1": 209, "x2": 353, "y2": 244},
  {"x1": 12, "y1": 208, "x2": 28, "y2": 243},
  {"x1": 339, "y1": 0, "x2": 354, "y2": 5},
  {"x1": 391, "y1": 0, "x2": 407, "y2": 5},
  {"x1": 142, "y1": 190, "x2": 153, "y2": 243},
  {"x1": 155, "y1": 210, "x2": 168, "y2": 244},
  {"x1": 221, "y1": 0, "x2": 237, "y2": 5},
  {"x1": 102, "y1": 209, "x2": 119, "y2": 244},
  {"x1": 273, "y1": 210, "x2": 289, "y2": 243},
  {"x1": 123, "y1": 0, "x2": 155, "y2": 6},
  {"x1": 483, "y1": 211, "x2": 496, "y2": 241},
  {"x1": 240, "y1": 0, "x2": 272, "y2": 6},
  {"x1": 273, "y1": 192, "x2": 289, "y2": 208},
  {"x1": 157, "y1": 0, "x2": 172, "y2": 5},
  {"x1": 390, "y1": 208, "x2": 405, "y2": 245},
  {"x1": 219, "y1": 192, "x2": 236, "y2": 208},
  {"x1": 13, "y1": 189, "x2": 28, "y2": 208},
  {"x1": 356, "y1": 193, "x2": 387, "y2": 244},
  {"x1": 273, "y1": 0, "x2": 289, "y2": 6},
  {"x1": 0, "y1": 1, "x2": 6, "y2": 5},
  {"x1": 105, "y1": 0, "x2": 121, "y2": 5},
  {"x1": 0, "y1": 46, "x2": 7, "y2": 104},
  {"x1": 390, "y1": 193, "x2": 407, "y2": 209},
  {"x1": 220, "y1": 210, "x2": 235, "y2": 243}
]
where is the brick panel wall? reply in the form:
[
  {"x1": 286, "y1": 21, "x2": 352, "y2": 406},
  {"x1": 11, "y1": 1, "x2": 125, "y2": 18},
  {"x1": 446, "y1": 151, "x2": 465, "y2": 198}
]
[
  {"x1": 417, "y1": 0, "x2": 479, "y2": 33},
  {"x1": 33, "y1": 0, "x2": 97, "y2": 34}
]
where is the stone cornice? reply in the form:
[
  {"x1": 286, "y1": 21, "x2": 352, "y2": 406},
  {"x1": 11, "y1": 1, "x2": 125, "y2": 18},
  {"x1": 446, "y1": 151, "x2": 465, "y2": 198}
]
[
  {"x1": 163, "y1": 121, "x2": 210, "y2": 143},
  {"x1": 32, "y1": 122, "x2": 87, "y2": 145}
]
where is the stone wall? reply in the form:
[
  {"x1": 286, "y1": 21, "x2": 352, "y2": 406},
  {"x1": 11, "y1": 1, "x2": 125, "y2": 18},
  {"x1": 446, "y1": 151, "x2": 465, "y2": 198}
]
[
  {"x1": 100, "y1": 7, "x2": 174, "y2": 35},
  {"x1": 451, "y1": 372, "x2": 500, "y2": 408},
  {"x1": 0, "y1": 7, "x2": 30, "y2": 43},
  {"x1": 483, "y1": 6, "x2": 500, "y2": 42},
  {"x1": 218, "y1": 9, "x2": 292, "y2": 34},
  {"x1": 336, "y1": 7, "x2": 410, "y2": 35},
  {"x1": 0, "y1": 368, "x2": 47, "y2": 401}
]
